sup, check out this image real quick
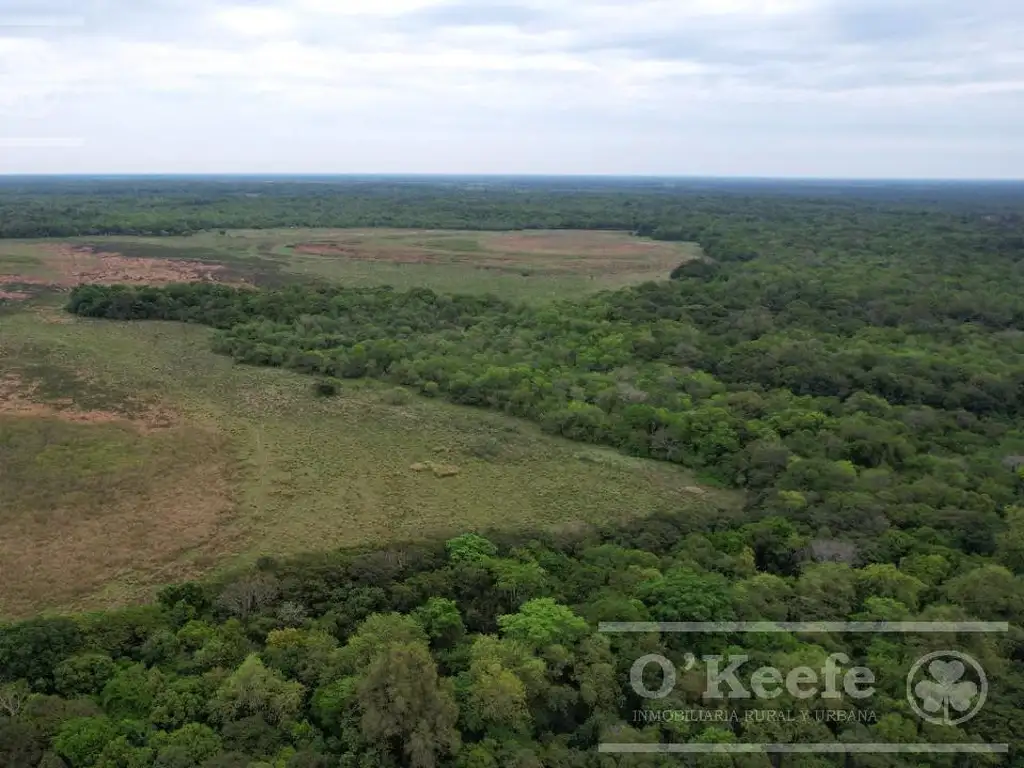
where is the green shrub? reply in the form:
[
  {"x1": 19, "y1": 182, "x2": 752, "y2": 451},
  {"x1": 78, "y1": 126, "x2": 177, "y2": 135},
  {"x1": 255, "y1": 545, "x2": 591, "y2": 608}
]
[
  {"x1": 382, "y1": 387, "x2": 411, "y2": 406},
  {"x1": 313, "y1": 379, "x2": 339, "y2": 398}
]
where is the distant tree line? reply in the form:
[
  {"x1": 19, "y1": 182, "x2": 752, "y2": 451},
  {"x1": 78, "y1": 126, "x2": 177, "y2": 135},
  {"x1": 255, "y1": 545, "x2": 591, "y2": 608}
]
[{"x1": 2, "y1": 178, "x2": 1024, "y2": 239}]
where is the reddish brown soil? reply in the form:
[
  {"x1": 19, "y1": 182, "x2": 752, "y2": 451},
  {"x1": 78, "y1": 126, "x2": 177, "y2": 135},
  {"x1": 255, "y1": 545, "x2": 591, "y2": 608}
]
[
  {"x1": 0, "y1": 245, "x2": 235, "y2": 301},
  {"x1": 0, "y1": 374, "x2": 178, "y2": 433},
  {"x1": 48, "y1": 245, "x2": 229, "y2": 285}
]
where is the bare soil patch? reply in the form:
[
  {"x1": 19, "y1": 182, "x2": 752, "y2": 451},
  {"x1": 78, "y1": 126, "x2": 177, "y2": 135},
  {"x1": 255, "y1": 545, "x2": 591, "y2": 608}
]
[
  {"x1": 48, "y1": 245, "x2": 230, "y2": 285},
  {"x1": 0, "y1": 374, "x2": 178, "y2": 433},
  {"x1": 0, "y1": 245, "x2": 235, "y2": 299}
]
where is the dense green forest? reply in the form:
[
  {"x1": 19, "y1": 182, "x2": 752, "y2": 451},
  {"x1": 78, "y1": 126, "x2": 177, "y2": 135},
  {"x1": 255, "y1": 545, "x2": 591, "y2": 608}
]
[
  {"x1": 2, "y1": 523, "x2": 1021, "y2": 767},
  {"x1": 1, "y1": 177, "x2": 1023, "y2": 238},
  {"x1": 3, "y1": 179, "x2": 1024, "y2": 766}
]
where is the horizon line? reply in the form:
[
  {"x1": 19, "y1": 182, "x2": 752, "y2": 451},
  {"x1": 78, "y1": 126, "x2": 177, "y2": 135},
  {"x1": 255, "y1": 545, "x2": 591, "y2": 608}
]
[{"x1": 2, "y1": 173, "x2": 1024, "y2": 184}]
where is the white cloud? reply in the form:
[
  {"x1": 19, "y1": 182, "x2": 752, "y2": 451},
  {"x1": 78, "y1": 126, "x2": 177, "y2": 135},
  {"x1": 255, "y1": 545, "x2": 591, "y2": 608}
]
[
  {"x1": 0, "y1": 0, "x2": 1021, "y2": 176},
  {"x1": 295, "y1": 0, "x2": 445, "y2": 15},
  {"x1": 212, "y1": 6, "x2": 298, "y2": 37}
]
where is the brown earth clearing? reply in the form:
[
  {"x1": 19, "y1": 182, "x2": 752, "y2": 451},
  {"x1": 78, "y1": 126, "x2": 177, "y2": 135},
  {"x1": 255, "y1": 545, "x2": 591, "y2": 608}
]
[{"x1": 0, "y1": 244, "x2": 238, "y2": 301}]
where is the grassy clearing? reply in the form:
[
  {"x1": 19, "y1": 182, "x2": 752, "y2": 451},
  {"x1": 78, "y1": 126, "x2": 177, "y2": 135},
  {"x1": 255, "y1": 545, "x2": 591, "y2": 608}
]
[
  {"x1": 0, "y1": 416, "x2": 235, "y2": 619},
  {"x1": 273, "y1": 229, "x2": 699, "y2": 299},
  {"x1": 0, "y1": 229, "x2": 699, "y2": 302},
  {"x1": 0, "y1": 243, "x2": 54, "y2": 280},
  {"x1": 0, "y1": 301, "x2": 738, "y2": 618}
]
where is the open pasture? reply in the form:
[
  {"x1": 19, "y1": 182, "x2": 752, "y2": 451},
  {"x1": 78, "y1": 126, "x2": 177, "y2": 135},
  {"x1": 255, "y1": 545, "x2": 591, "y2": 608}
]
[
  {"x1": 0, "y1": 227, "x2": 716, "y2": 617},
  {"x1": 0, "y1": 302, "x2": 735, "y2": 618},
  {"x1": 0, "y1": 228, "x2": 699, "y2": 303}
]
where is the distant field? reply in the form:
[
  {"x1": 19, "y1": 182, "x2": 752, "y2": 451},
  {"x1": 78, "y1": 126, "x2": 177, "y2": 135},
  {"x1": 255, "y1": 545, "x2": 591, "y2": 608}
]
[
  {"x1": 0, "y1": 228, "x2": 699, "y2": 302},
  {"x1": 0, "y1": 300, "x2": 737, "y2": 618}
]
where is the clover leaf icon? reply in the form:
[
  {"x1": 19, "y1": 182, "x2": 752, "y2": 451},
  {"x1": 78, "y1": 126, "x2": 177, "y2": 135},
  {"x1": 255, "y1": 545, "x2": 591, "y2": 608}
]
[{"x1": 909, "y1": 655, "x2": 987, "y2": 729}]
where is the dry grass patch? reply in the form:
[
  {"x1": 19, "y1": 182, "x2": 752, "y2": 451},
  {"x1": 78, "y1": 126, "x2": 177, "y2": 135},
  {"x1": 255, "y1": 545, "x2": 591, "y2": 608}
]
[
  {"x1": 40, "y1": 245, "x2": 233, "y2": 287},
  {"x1": 272, "y1": 229, "x2": 700, "y2": 299},
  {"x1": 410, "y1": 461, "x2": 462, "y2": 478},
  {"x1": 49, "y1": 244, "x2": 233, "y2": 285},
  {"x1": 0, "y1": 366, "x2": 237, "y2": 617},
  {"x1": 0, "y1": 415, "x2": 238, "y2": 618},
  {"x1": 31, "y1": 305, "x2": 76, "y2": 324},
  {"x1": 484, "y1": 230, "x2": 679, "y2": 257},
  {"x1": 0, "y1": 373, "x2": 178, "y2": 432},
  {"x1": 0, "y1": 244, "x2": 244, "y2": 301},
  {"x1": 1, "y1": 228, "x2": 699, "y2": 303},
  {"x1": 286, "y1": 229, "x2": 695, "y2": 280}
]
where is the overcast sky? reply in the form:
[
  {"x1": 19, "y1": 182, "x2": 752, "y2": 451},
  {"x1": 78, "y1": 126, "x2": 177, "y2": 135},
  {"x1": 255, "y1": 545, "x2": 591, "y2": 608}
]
[{"x1": 1, "y1": 0, "x2": 1022, "y2": 177}]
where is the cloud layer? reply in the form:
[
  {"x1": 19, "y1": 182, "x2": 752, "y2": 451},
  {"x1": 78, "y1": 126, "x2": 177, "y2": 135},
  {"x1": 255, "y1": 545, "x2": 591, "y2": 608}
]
[{"x1": 1, "y1": 0, "x2": 1022, "y2": 176}]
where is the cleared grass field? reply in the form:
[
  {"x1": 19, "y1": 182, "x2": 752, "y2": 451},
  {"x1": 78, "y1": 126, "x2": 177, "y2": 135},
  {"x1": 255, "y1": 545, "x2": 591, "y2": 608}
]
[
  {"x1": 0, "y1": 300, "x2": 738, "y2": 619},
  {"x1": 0, "y1": 228, "x2": 700, "y2": 302}
]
